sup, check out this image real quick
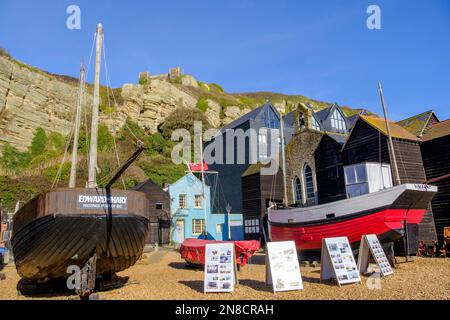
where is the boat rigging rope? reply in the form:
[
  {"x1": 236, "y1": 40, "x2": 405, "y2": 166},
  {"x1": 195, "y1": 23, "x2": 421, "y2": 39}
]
[
  {"x1": 102, "y1": 37, "x2": 126, "y2": 189},
  {"x1": 52, "y1": 31, "x2": 97, "y2": 189},
  {"x1": 51, "y1": 119, "x2": 76, "y2": 188},
  {"x1": 101, "y1": 39, "x2": 142, "y2": 145}
]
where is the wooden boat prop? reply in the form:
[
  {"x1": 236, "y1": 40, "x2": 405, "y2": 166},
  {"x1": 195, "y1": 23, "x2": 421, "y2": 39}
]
[
  {"x1": 11, "y1": 24, "x2": 150, "y2": 285},
  {"x1": 180, "y1": 238, "x2": 260, "y2": 267},
  {"x1": 267, "y1": 183, "x2": 437, "y2": 252},
  {"x1": 12, "y1": 188, "x2": 149, "y2": 281}
]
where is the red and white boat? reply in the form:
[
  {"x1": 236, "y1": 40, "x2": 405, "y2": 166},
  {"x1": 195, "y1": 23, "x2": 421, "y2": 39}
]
[{"x1": 267, "y1": 184, "x2": 437, "y2": 252}]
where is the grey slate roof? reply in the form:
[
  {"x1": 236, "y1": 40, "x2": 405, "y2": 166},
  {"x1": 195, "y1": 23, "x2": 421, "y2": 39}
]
[
  {"x1": 326, "y1": 132, "x2": 348, "y2": 145},
  {"x1": 219, "y1": 101, "x2": 279, "y2": 133}
]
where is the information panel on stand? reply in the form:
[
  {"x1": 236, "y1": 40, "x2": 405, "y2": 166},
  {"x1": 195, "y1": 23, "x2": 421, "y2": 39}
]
[
  {"x1": 357, "y1": 234, "x2": 394, "y2": 277},
  {"x1": 204, "y1": 243, "x2": 238, "y2": 293},
  {"x1": 266, "y1": 241, "x2": 303, "y2": 292},
  {"x1": 320, "y1": 237, "x2": 361, "y2": 286}
]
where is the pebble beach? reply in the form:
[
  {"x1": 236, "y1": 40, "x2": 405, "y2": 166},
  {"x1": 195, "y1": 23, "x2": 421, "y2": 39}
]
[{"x1": 0, "y1": 250, "x2": 449, "y2": 300}]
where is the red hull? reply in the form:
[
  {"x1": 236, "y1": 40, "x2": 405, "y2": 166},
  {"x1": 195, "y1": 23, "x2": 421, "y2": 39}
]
[
  {"x1": 270, "y1": 209, "x2": 425, "y2": 251},
  {"x1": 180, "y1": 239, "x2": 260, "y2": 266}
]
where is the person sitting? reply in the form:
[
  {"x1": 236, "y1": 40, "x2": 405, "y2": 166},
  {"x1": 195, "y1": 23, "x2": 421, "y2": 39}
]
[
  {"x1": 440, "y1": 243, "x2": 447, "y2": 258},
  {"x1": 417, "y1": 241, "x2": 426, "y2": 257},
  {"x1": 433, "y1": 241, "x2": 439, "y2": 257}
]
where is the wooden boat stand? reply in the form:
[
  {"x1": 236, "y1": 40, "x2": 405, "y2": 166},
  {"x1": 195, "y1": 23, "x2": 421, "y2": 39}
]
[{"x1": 76, "y1": 254, "x2": 97, "y2": 300}]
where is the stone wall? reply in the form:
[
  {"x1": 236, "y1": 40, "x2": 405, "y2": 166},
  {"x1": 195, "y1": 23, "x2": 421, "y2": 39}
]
[{"x1": 285, "y1": 130, "x2": 323, "y2": 205}]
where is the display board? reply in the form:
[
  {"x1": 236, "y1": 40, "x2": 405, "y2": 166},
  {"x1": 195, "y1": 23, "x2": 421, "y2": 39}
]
[
  {"x1": 357, "y1": 234, "x2": 394, "y2": 277},
  {"x1": 204, "y1": 243, "x2": 238, "y2": 293},
  {"x1": 320, "y1": 237, "x2": 361, "y2": 286},
  {"x1": 265, "y1": 241, "x2": 303, "y2": 292}
]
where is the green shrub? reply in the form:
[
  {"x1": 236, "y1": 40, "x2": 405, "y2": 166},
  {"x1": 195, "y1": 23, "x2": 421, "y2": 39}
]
[
  {"x1": 196, "y1": 98, "x2": 209, "y2": 113},
  {"x1": 42, "y1": 162, "x2": 71, "y2": 182},
  {"x1": 28, "y1": 150, "x2": 60, "y2": 168},
  {"x1": 98, "y1": 124, "x2": 114, "y2": 151},
  {"x1": 138, "y1": 157, "x2": 185, "y2": 187},
  {"x1": 0, "y1": 143, "x2": 31, "y2": 171},
  {"x1": 210, "y1": 83, "x2": 224, "y2": 93},
  {"x1": 159, "y1": 107, "x2": 211, "y2": 139},
  {"x1": 29, "y1": 127, "x2": 47, "y2": 157},
  {"x1": 139, "y1": 76, "x2": 148, "y2": 85},
  {"x1": 47, "y1": 132, "x2": 65, "y2": 151},
  {"x1": 146, "y1": 133, "x2": 166, "y2": 155}
]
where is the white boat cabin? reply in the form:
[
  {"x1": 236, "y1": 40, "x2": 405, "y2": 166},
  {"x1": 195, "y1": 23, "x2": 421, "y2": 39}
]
[{"x1": 344, "y1": 162, "x2": 393, "y2": 198}]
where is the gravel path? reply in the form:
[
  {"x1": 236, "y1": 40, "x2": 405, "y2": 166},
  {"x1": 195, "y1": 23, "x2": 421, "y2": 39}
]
[{"x1": 0, "y1": 252, "x2": 449, "y2": 300}]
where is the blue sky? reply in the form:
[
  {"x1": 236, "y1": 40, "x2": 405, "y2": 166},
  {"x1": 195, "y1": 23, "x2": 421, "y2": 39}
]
[{"x1": 0, "y1": 0, "x2": 449, "y2": 120}]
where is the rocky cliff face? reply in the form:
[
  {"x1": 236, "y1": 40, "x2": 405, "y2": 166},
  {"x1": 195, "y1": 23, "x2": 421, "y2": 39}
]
[
  {"x1": 0, "y1": 56, "x2": 225, "y2": 151},
  {"x1": 0, "y1": 55, "x2": 340, "y2": 153},
  {"x1": 0, "y1": 56, "x2": 93, "y2": 151}
]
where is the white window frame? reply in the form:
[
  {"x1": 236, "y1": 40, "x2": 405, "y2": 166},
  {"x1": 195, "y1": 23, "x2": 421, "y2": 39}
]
[
  {"x1": 194, "y1": 195, "x2": 203, "y2": 208},
  {"x1": 244, "y1": 219, "x2": 260, "y2": 234},
  {"x1": 330, "y1": 109, "x2": 346, "y2": 131},
  {"x1": 179, "y1": 194, "x2": 187, "y2": 209},
  {"x1": 192, "y1": 219, "x2": 205, "y2": 236}
]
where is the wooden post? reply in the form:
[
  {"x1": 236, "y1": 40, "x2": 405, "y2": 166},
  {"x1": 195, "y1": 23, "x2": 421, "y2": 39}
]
[
  {"x1": 69, "y1": 63, "x2": 84, "y2": 188},
  {"x1": 280, "y1": 112, "x2": 288, "y2": 206},
  {"x1": 88, "y1": 23, "x2": 103, "y2": 188},
  {"x1": 378, "y1": 82, "x2": 401, "y2": 186}
]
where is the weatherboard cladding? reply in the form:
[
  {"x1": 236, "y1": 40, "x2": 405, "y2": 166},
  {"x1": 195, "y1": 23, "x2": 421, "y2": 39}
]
[
  {"x1": 421, "y1": 120, "x2": 450, "y2": 242},
  {"x1": 133, "y1": 179, "x2": 171, "y2": 245},
  {"x1": 209, "y1": 102, "x2": 281, "y2": 214},
  {"x1": 342, "y1": 118, "x2": 437, "y2": 243}
]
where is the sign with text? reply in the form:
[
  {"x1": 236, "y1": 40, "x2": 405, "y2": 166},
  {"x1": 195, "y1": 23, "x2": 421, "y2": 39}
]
[
  {"x1": 204, "y1": 243, "x2": 238, "y2": 293},
  {"x1": 76, "y1": 194, "x2": 128, "y2": 210},
  {"x1": 357, "y1": 234, "x2": 393, "y2": 277},
  {"x1": 266, "y1": 241, "x2": 303, "y2": 292},
  {"x1": 320, "y1": 237, "x2": 361, "y2": 286}
]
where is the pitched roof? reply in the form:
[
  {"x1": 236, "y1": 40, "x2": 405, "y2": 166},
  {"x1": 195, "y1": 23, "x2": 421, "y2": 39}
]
[
  {"x1": 219, "y1": 101, "x2": 278, "y2": 134},
  {"x1": 314, "y1": 105, "x2": 333, "y2": 123},
  {"x1": 360, "y1": 115, "x2": 422, "y2": 142},
  {"x1": 421, "y1": 119, "x2": 450, "y2": 142},
  {"x1": 325, "y1": 132, "x2": 348, "y2": 145},
  {"x1": 133, "y1": 179, "x2": 162, "y2": 191},
  {"x1": 346, "y1": 110, "x2": 369, "y2": 128},
  {"x1": 396, "y1": 110, "x2": 438, "y2": 137},
  {"x1": 241, "y1": 162, "x2": 282, "y2": 177}
]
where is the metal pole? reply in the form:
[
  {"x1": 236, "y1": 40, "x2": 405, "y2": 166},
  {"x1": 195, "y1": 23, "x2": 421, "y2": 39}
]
[
  {"x1": 69, "y1": 63, "x2": 85, "y2": 188},
  {"x1": 378, "y1": 82, "x2": 401, "y2": 186},
  {"x1": 88, "y1": 23, "x2": 103, "y2": 188},
  {"x1": 226, "y1": 204, "x2": 232, "y2": 240},
  {"x1": 280, "y1": 112, "x2": 288, "y2": 206},
  {"x1": 200, "y1": 136, "x2": 208, "y2": 240}
]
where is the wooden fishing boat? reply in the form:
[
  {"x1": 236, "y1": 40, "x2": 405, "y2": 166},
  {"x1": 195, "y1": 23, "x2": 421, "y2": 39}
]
[
  {"x1": 267, "y1": 184, "x2": 437, "y2": 252},
  {"x1": 11, "y1": 23, "x2": 150, "y2": 284},
  {"x1": 12, "y1": 188, "x2": 149, "y2": 281}
]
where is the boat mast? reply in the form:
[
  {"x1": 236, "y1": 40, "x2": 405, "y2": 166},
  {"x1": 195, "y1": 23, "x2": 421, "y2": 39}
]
[
  {"x1": 88, "y1": 23, "x2": 103, "y2": 188},
  {"x1": 69, "y1": 63, "x2": 85, "y2": 188},
  {"x1": 378, "y1": 82, "x2": 401, "y2": 186},
  {"x1": 280, "y1": 112, "x2": 288, "y2": 206},
  {"x1": 200, "y1": 137, "x2": 208, "y2": 240}
]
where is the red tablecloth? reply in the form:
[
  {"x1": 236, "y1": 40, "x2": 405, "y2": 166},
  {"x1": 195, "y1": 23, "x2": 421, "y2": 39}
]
[{"x1": 180, "y1": 238, "x2": 260, "y2": 266}]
